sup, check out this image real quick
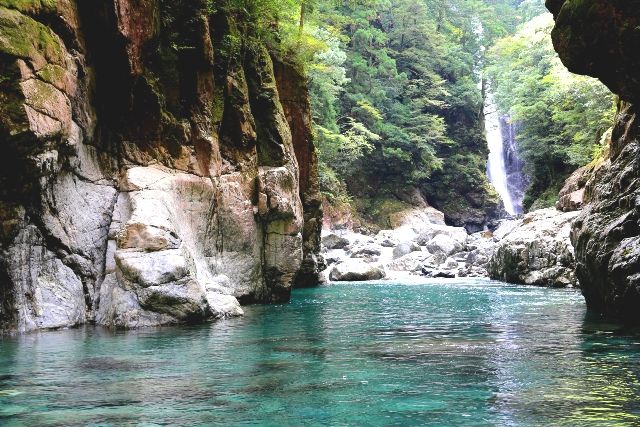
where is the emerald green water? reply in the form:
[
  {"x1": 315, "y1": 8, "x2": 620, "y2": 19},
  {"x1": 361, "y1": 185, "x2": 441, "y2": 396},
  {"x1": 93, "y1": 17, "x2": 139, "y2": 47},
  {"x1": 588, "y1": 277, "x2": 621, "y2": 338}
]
[{"x1": 2, "y1": 279, "x2": 640, "y2": 426}]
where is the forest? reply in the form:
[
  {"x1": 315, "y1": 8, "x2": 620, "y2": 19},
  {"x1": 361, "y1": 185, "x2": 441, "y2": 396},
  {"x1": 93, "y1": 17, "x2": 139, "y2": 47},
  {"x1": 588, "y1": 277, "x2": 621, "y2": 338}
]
[{"x1": 242, "y1": 0, "x2": 614, "y2": 227}]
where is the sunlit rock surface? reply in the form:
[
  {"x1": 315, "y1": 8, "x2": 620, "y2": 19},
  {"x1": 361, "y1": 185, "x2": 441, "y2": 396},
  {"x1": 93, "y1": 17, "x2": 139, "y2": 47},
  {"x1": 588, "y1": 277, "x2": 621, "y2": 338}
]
[
  {"x1": 0, "y1": 1, "x2": 323, "y2": 333},
  {"x1": 323, "y1": 206, "x2": 580, "y2": 287}
]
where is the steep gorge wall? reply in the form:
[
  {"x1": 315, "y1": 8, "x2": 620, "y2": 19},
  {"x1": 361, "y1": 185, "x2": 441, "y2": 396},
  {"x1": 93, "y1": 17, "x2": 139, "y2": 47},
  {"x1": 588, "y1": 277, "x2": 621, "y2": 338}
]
[
  {"x1": 547, "y1": 0, "x2": 640, "y2": 319},
  {"x1": 0, "y1": 0, "x2": 323, "y2": 333}
]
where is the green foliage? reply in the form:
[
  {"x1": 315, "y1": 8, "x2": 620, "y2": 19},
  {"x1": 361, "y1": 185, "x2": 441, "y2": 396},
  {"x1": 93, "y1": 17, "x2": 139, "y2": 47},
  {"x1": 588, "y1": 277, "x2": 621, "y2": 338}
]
[
  {"x1": 295, "y1": 0, "x2": 548, "y2": 225},
  {"x1": 224, "y1": 0, "x2": 612, "y2": 222},
  {"x1": 486, "y1": 13, "x2": 615, "y2": 210}
]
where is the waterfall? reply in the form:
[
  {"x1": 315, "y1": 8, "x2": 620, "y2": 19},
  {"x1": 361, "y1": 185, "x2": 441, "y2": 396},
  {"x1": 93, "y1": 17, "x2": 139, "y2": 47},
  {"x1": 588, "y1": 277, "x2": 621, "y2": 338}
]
[{"x1": 484, "y1": 93, "x2": 525, "y2": 216}]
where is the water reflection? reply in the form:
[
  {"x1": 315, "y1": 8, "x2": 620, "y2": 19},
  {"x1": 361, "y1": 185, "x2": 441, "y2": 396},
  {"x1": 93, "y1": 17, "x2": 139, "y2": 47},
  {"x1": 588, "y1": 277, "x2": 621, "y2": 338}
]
[{"x1": 1, "y1": 280, "x2": 640, "y2": 425}]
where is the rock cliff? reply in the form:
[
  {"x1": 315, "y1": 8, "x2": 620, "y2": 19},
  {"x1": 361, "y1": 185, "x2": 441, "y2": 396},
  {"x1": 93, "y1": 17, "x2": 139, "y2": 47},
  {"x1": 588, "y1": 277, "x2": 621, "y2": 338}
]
[
  {"x1": 547, "y1": 0, "x2": 640, "y2": 319},
  {"x1": 0, "y1": 0, "x2": 323, "y2": 333}
]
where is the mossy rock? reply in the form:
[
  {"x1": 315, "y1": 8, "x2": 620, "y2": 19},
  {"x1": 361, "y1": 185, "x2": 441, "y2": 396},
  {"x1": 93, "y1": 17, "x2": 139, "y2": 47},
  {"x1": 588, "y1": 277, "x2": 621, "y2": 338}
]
[
  {"x1": 0, "y1": 6, "x2": 64, "y2": 66},
  {"x1": 0, "y1": 59, "x2": 28, "y2": 135},
  {"x1": 35, "y1": 63, "x2": 66, "y2": 88},
  {"x1": 0, "y1": 0, "x2": 56, "y2": 15},
  {"x1": 355, "y1": 197, "x2": 413, "y2": 229}
]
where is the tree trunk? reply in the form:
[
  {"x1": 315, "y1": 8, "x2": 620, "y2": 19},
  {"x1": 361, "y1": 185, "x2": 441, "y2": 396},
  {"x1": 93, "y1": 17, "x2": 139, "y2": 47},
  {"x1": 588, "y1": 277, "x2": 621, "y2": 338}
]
[{"x1": 299, "y1": 2, "x2": 306, "y2": 36}]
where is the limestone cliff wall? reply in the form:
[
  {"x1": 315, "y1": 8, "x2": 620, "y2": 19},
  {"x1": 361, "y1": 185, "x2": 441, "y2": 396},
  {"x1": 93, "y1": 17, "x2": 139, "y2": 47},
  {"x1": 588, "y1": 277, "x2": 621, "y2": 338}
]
[
  {"x1": 547, "y1": 0, "x2": 640, "y2": 319},
  {"x1": 0, "y1": 0, "x2": 323, "y2": 333}
]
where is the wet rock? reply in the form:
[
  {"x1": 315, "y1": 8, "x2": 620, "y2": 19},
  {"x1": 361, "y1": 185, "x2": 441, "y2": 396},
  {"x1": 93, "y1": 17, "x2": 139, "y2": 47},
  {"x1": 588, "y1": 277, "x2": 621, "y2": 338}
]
[{"x1": 422, "y1": 269, "x2": 456, "y2": 279}]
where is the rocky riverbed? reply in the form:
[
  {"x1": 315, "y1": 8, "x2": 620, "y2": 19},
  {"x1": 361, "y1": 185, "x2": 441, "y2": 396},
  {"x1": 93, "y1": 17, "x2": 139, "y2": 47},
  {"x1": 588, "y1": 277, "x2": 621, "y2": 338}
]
[{"x1": 322, "y1": 206, "x2": 580, "y2": 287}]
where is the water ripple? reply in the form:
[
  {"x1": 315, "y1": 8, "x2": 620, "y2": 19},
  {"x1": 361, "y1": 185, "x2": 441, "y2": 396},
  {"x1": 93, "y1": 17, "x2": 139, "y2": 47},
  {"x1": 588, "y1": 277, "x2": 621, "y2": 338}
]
[{"x1": 1, "y1": 279, "x2": 640, "y2": 425}]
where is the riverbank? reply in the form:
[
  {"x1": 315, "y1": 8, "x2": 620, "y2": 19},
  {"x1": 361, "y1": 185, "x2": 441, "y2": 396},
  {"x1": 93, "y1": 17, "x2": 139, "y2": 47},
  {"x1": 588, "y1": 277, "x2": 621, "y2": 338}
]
[{"x1": 322, "y1": 206, "x2": 579, "y2": 287}]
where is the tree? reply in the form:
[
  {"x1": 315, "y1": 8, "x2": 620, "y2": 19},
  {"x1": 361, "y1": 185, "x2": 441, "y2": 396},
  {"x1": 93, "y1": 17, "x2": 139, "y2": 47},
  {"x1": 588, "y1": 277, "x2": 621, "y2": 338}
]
[{"x1": 486, "y1": 13, "x2": 615, "y2": 209}]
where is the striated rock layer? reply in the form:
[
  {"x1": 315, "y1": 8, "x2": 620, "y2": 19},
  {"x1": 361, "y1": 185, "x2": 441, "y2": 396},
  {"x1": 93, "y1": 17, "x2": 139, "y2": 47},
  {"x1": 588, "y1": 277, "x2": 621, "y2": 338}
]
[
  {"x1": 0, "y1": 1, "x2": 323, "y2": 333},
  {"x1": 547, "y1": 0, "x2": 640, "y2": 318}
]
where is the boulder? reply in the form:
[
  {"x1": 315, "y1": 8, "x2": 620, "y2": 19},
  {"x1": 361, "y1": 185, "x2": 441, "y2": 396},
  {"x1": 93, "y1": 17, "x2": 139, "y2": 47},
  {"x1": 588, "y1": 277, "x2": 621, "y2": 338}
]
[
  {"x1": 329, "y1": 260, "x2": 386, "y2": 282},
  {"x1": 422, "y1": 269, "x2": 456, "y2": 279},
  {"x1": 425, "y1": 234, "x2": 464, "y2": 257},
  {"x1": 375, "y1": 230, "x2": 399, "y2": 248},
  {"x1": 322, "y1": 233, "x2": 350, "y2": 250},
  {"x1": 416, "y1": 224, "x2": 468, "y2": 247},
  {"x1": 350, "y1": 244, "x2": 382, "y2": 258},
  {"x1": 380, "y1": 239, "x2": 396, "y2": 248},
  {"x1": 488, "y1": 208, "x2": 579, "y2": 287},
  {"x1": 392, "y1": 242, "x2": 419, "y2": 259},
  {"x1": 387, "y1": 252, "x2": 431, "y2": 272},
  {"x1": 389, "y1": 207, "x2": 446, "y2": 230}
]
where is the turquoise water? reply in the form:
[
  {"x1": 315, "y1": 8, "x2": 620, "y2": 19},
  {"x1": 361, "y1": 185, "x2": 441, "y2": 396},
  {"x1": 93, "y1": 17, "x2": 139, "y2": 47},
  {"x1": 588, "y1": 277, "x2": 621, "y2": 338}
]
[{"x1": 1, "y1": 279, "x2": 640, "y2": 426}]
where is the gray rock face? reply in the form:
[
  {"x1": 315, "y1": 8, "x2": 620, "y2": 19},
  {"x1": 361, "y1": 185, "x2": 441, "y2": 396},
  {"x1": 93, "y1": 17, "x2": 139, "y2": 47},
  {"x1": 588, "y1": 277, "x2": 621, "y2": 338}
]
[
  {"x1": 570, "y1": 102, "x2": 640, "y2": 316},
  {"x1": 0, "y1": 2, "x2": 322, "y2": 333},
  {"x1": 548, "y1": 1, "x2": 640, "y2": 318},
  {"x1": 488, "y1": 209, "x2": 579, "y2": 287}
]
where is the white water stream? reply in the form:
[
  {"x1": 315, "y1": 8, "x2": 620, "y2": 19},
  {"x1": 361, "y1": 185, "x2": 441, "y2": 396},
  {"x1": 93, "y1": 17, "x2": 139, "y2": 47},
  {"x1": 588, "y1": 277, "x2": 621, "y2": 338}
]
[{"x1": 484, "y1": 93, "x2": 518, "y2": 216}]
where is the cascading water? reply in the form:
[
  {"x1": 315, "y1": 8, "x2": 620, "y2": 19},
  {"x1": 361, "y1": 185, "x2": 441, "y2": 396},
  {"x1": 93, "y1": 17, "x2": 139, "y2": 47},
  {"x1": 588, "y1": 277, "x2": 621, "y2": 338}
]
[
  {"x1": 484, "y1": 93, "x2": 525, "y2": 216},
  {"x1": 475, "y1": 19, "x2": 526, "y2": 217}
]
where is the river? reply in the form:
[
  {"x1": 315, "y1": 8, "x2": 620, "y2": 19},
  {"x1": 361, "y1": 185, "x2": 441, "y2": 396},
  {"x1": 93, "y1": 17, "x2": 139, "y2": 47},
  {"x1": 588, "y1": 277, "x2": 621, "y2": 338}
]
[{"x1": 1, "y1": 279, "x2": 640, "y2": 426}]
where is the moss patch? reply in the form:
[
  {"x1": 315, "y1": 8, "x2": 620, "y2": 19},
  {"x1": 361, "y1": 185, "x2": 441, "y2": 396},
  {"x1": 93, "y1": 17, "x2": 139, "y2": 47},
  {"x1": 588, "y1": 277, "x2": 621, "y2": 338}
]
[
  {"x1": 354, "y1": 197, "x2": 414, "y2": 230},
  {"x1": 0, "y1": 58, "x2": 28, "y2": 135},
  {"x1": 0, "y1": 7, "x2": 64, "y2": 65},
  {"x1": 0, "y1": 0, "x2": 56, "y2": 15},
  {"x1": 35, "y1": 63, "x2": 66, "y2": 87}
]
